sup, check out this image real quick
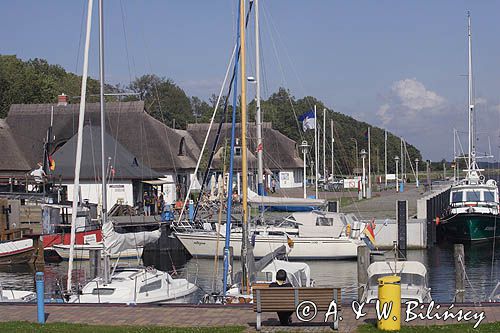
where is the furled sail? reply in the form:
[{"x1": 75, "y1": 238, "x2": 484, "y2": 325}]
[{"x1": 102, "y1": 221, "x2": 161, "y2": 255}]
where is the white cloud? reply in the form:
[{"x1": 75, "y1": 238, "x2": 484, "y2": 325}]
[
  {"x1": 475, "y1": 97, "x2": 487, "y2": 105},
  {"x1": 391, "y1": 78, "x2": 445, "y2": 111},
  {"x1": 376, "y1": 103, "x2": 391, "y2": 126}
]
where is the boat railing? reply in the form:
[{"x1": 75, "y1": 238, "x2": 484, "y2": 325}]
[{"x1": 450, "y1": 201, "x2": 499, "y2": 209}]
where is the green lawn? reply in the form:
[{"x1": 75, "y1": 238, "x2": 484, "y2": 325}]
[
  {"x1": 358, "y1": 322, "x2": 500, "y2": 333},
  {"x1": 0, "y1": 322, "x2": 245, "y2": 333}
]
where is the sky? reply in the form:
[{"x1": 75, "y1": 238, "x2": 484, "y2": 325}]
[{"x1": 1, "y1": 1, "x2": 500, "y2": 161}]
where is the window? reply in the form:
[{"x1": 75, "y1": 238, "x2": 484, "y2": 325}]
[
  {"x1": 451, "y1": 191, "x2": 463, "y2": 203},
  {"x1": 467, "y1": 191, "x2": 481, "y2": 202},
  {"x1": 139, "y1": 279, "x2": 162, "y2": 293},
  {"x1": 293, "y1": 169, "x2": 303, "y2": 183},
  {"x1": 92, "y1": 288, "x2": 115, "y2": 295},
  {"x1": 484, "y1": 191, "x2": 495, "y2": 202},
  {"x1": 178, "y1": 138, "x2": 185, "y2": 156},
  {"x1": 235, "y1": 147, "x2": 242, "y2": 156},
  {"x1": 317, "y1": 217, "x2": 334, "y2": 226}
]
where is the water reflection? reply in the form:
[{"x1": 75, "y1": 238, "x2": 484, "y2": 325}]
[{"x1": 1, "y1": 241, "x2": 499, "y2": 303}]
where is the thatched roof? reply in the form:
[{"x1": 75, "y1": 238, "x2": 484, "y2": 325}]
[
  {"x1": 186, "y1": 122, "x2": 303, "y2": 171},
  {"x1": 52, "y1": 125, "x2": 162, "y2": 180},
  {"x1": 0, "y1": 119, "x2": 31, "y2": 174},
  {"x1": 6, "y1": 101, "x2": 197, "y2": 173}
]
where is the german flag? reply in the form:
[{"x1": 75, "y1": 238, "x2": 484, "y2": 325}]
[
  {"x1": 363, "y1": 219, "x2": 376, "y2": 250},
  {"x1": 48, "y1": 155, "x2": 56, "y2": 171}
]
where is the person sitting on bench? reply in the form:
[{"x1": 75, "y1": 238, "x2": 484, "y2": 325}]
[{"x1": 269, "y1": 269, "x2": 293, "y2": 326}]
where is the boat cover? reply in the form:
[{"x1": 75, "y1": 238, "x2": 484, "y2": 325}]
[{"x1": 103, "y1": 221, "x2": 161, "y2": 254}]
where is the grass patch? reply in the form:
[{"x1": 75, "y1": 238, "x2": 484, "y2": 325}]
[
  {"x1": 357, "y1": 322, "x2": 500, "y2": 333},
  {"x1": 0, "y1": 322, "x2": 246, "y2": 333}
]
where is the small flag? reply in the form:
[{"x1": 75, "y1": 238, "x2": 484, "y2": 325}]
[
  {"x1": 110, "y1": 166, "x2": 116, "y2": 177},
  {"x1": 364, "y1": 130, "x2": 369, "y2": 141},
  {"x1": 256, "y1": 143, "x2": 263, "y2": 153},
  {"x1": 363, "y1": 218, "x2": 376, "y2": 249},
  {"x1": 48, "y1": 155, "x2": 55, "y2": 171},
  {"x1": 298, "y1": 110, "x2": 316, "y2": 131},
  {"x1": 286, "y1": 234, "x2": 294, "y2": 248}
]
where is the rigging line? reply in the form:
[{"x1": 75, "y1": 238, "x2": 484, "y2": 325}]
[
  {"x1": 74, "y1": 0, "x2": 86, "y2": 73},
  {"x1": 260, "y1": 4, "x2": 304, "y2": 143},
  {"x1": 137, "y1": 14, "x2": 179, "y2": 180},
  {"x1": 119, "y1": 0, "x2": 134, "y2": 85},
  {"x1": 261, "y1": 2, "x2": 317, "y2": 113},
  {"x1": 191, "y1": 1, "x2": 255, "y2": 222},
  {"x1": 177, "y1": 43, "x2": 237, "y2": 223}
]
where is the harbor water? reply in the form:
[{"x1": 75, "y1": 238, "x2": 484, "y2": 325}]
[{"x1": 1, "y1": 241, "x2": 499, "y2": 303}]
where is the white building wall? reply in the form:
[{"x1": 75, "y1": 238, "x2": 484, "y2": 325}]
[
  {"x1": 278, "y1": 170, "x2": 302, "y2": 188},
  {"x1": 65, "y1": 181, "x2": 133, "y2": 208}
]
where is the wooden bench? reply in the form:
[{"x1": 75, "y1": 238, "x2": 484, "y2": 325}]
[{"x1": 252, "y1": 287, "x2": 341, "y2": 330}]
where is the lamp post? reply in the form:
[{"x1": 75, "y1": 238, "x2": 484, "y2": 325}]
[
  {"x1": 350, "y1": 138, "x2": 359, "y2": 174},
  {"x1": 360, "y1": 149, "x2": 367, "y2": 198},
  {"x1": 299, "y1": 141, "x2": 310, "y2": 199},
  {"x1": 415, "y1": 158, "x2": 419, "y2": 188},
  {"x1": 426, "y1": 160, "x2": 431, "y2": 190},
  {"x1": 394, "y1": 156, "x2": 400, "y2": 192}
]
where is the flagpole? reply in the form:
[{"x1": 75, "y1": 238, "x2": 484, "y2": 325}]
[
  {"x1": 314, "y1": 105, "x2": 318, "y2": 198},
  {"x1": 384, "y1": 130, "x2": 388, "y2": 188},
  {"x1": 367, "y1": 127, "x2": 372, "y2": 198}
]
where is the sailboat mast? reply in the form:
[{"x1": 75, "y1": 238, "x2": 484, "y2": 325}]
[
  {"x1": 314, "y1": 105, "x2": 318, "y2": 198},
  {"x1": 467, "y1": 11, "x2": 475, "y2": 174},
  {"x1": 239, "y1": 0, "x2": 250, "y2": 293},
  {"x1": 98, "y1": 0, "x2": 110, "y2": 285},
  {"x1": 255, "y1": 0, "x2": 264, "y2": 196},
  {"x1": 330, "y1": 119, "x2": 334, "y2": 179},
  {"x1": 67, "y1": 0, "x2": 93, "y2": 292},
  {"x1": 323, "y1": 108, "x2": 326, "y2": 180}
]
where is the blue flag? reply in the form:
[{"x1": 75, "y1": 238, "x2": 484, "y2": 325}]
[{"x1": 298, "y1": 110, "x2": 316, "y2": 131}]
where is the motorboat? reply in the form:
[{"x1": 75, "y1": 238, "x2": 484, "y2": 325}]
[
  {"x1": 175, "y1": 211, "x2": 365, "y2": 260},
  {"x1": 361, "y1": 261, "x2": 432, "y2": 303}
]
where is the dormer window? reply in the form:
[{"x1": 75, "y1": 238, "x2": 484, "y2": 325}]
[{"x1": 178, "y1": 137, "x2": 185, "y2": 156}]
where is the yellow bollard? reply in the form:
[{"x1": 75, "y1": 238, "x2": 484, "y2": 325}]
[{"x1": 377, "y1": 275, "x2": 401, "y2": 331}]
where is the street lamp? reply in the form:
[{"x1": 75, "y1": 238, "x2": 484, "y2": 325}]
[
  {"x1": 394, "y1": 156, "x2": 400, "y2": 192},
  {"x1": 415, "y1": 158, "x2": 419, "y2": 188},
  {"x1": 350, "y1": 138, "x2": 359, "y2": 174},
  {"x1": 360, "y1": 149, "x2": 367, "y2": 198},
  {"x1": 299, "y1": 141, "x2": 310, "y2": 199}
]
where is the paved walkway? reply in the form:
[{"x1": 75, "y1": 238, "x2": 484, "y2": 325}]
[
  {"x1": 1, "y1": 303, "x2": 499, "y2": 332},
  {"x1": 342, "y1": 185, "x2": 424, "y2": 219}
]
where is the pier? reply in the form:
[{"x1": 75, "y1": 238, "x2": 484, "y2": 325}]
[{"x1": 1, "y1": 303, "x2": 500, "y2": 332}]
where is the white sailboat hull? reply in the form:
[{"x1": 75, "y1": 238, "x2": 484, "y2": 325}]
[
  {"x1": 68, "y1": 268, "x2": 197, "y2": 304},
  {"x1": 175, "y1": 232, "x2": 362, "y2": 260}
]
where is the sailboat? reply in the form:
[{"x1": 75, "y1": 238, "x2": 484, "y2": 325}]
[
  {"x1": 65, "y1": 0, "x2": 197, "y2": 304},
  {"x1": 439, "y1": 12, "x2": 500, "y2": 242}
]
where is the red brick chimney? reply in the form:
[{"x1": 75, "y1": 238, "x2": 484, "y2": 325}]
[{"x1": 57, "y1": 93, "x2": 68, "y2": 106}]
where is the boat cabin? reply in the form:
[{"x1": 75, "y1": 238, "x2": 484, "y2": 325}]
[
  {"x1": 363, "y1": 261, "x2": 432, "y2": 303},
  {"x1": 449, "y1": 183, "x2": 499, "y2": 215}
]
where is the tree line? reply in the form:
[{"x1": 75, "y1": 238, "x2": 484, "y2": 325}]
[{"x1": 0, "y1": 54, "x2": 421, "y2": 174}]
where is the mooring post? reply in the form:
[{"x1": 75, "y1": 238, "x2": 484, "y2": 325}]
[
  {"x1": 357, "y1": 246, "x2": 370, "y2": 300},
  {"x1": 36, "y1": 272, "x2": 45, "y2": 324},
  {"x1": 397, "y1": 200, "x2": 408, "y2": 258},
  {"x1": 454, "y1": 244, "x2": 465, "y2": 302},
  {"x1": 89, "y1": 249, "x2": 101, "y2": 279}
]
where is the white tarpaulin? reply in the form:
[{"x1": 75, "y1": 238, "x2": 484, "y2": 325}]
[
  {"x1": 247, "y1": 189, "x2": 326, "y2": 207},
  {"x1": 103, "y1": 222, "x2": 161, "y2": 255}
]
